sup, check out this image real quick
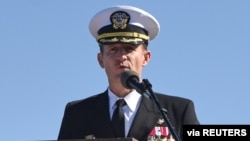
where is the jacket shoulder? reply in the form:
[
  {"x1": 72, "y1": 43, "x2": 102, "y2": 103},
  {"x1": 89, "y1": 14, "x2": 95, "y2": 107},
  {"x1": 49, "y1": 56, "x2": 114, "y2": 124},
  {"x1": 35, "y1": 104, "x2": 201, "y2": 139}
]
[
  {"x1": 65, "y1": 92, "x2": 107, "y2": 112},
  {"x1": 155, "y1": 92, "x2": 193, "y2": 104}
]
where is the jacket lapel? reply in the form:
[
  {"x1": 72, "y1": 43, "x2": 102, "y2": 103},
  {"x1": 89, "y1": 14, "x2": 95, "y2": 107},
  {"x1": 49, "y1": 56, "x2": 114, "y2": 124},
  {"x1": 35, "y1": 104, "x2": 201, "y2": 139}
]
[
  {"x1": 89, "y1": 91, "x2": 116, "y2": 138},
  {"x1": 127, "y1": 96, "x2": 161, "y2": 140}
]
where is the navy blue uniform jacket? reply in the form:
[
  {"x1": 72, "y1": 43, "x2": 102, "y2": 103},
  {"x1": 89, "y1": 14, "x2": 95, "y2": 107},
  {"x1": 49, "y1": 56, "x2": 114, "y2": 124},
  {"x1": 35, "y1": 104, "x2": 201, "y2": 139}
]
[{"x1": 58, "y1": 90, "x2": 199, "y2": 140}]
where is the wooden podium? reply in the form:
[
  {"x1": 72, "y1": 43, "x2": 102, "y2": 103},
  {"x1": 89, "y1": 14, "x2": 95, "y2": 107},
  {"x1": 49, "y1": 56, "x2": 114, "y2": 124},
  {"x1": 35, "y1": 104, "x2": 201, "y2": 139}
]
[{"x1": 57, "y1": 138, "x2": 137, "y2": 141}]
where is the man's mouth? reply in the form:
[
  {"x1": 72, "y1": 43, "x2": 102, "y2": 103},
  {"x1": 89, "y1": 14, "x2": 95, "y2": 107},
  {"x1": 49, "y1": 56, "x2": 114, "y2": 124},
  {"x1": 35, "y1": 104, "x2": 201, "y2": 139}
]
[
  {"x1": 119, "y1": 65, "x2": 129, "y2": 69},
  {"x1": 118, "y1": 62, "x2": 130, "y2": 69}
]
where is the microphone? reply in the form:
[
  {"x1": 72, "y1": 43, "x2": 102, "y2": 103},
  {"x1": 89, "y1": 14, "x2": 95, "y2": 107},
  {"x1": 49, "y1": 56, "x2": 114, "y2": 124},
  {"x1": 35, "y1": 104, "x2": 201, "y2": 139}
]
[
  {"x1": 121, "y1": 70, "x2": 182, "y2": 141},
  {"x1": 120, "y1": 70, "x2": 145, "y2": 94}
]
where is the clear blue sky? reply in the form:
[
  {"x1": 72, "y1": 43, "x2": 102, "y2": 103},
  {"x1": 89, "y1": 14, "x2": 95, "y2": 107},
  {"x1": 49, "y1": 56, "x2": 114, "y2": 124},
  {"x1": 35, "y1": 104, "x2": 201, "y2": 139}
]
[{"x1": 0, "y1": 0, "x2": 249, "y2": 140}]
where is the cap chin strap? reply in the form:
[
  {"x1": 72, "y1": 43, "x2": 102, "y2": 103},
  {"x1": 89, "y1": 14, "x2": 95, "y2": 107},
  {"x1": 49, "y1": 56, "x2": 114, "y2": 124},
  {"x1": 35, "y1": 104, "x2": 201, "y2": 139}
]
[{"x1": 97, "y1": 32, "x2": 150, "y2": 41}]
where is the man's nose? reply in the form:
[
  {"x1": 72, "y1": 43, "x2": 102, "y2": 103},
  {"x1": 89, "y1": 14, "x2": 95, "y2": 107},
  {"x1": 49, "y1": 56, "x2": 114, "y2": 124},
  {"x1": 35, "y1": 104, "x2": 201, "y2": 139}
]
[{"x1": 116, "y1": 49, "x2": 128, "y2": 60}]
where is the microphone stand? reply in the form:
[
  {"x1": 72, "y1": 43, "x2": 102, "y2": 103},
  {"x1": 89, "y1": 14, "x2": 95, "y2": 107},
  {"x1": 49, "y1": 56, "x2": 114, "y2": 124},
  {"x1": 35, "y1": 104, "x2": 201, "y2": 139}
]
[{"x1": 142, "y1": 79, "x2": 182, "y2": 141}]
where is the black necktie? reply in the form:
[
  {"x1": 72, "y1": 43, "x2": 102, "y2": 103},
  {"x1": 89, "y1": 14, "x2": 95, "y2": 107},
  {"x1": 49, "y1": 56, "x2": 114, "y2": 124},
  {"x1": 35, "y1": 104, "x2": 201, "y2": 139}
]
[{"x1": 112, "y1": 99, "x2": 126, "y2": 137}]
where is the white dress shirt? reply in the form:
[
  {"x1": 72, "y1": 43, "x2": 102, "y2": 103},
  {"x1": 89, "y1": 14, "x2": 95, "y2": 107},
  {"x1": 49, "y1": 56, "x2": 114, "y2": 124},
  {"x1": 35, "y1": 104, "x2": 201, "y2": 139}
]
[{"x1": 108, "y1": 88, "x2": 142, "y2": 137}]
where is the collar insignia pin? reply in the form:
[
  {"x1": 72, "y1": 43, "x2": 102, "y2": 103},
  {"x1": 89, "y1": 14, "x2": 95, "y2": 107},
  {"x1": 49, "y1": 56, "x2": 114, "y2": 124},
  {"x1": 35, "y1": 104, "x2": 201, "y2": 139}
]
[{"x1": 157, "y1": 118, "x2": 165, "y2": 125}]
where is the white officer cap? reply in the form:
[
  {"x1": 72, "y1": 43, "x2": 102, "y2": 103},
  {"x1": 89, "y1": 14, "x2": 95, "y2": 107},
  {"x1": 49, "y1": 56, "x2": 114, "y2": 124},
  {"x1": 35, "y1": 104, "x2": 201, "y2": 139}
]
[{"x1": 89, "y1": 5, "x2": 160, "y2": 45}]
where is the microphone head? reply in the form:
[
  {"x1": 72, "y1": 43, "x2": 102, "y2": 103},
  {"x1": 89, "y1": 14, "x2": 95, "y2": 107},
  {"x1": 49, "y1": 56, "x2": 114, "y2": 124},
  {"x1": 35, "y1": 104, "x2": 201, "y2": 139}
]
[{"x1": 120, "y1": 70, "x2": 139, "y2": 89}]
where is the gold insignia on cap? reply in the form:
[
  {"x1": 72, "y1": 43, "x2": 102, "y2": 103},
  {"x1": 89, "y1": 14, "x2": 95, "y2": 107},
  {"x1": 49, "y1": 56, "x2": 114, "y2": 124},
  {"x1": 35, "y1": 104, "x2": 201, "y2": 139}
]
[
  {"x1": 99, "y1": 37, "x2": 119, "y2": 43},
  {"x1": 120, "y1": 38, "x2": 144, "y2": 43},
  {"x1": 157, "y1": 118, "x2": 165, "y2": 125},
  {"x1": 111, "y1": 11, "x2": 130, "y2": 29}
]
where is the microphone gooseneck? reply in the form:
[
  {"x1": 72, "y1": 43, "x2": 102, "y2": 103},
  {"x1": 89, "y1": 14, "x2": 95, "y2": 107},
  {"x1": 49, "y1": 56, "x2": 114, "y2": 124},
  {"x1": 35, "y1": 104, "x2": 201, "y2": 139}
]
[{"x1": 120, "y1": 70, "x2": 182, "y2": 141}]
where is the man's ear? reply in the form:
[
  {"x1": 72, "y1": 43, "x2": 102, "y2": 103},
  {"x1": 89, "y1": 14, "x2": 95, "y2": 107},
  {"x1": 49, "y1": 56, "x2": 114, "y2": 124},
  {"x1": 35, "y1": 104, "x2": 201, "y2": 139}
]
[
  {"x1": 143, "y1": 51, "x2": 151, "y2": 66},
  {"x1": 97, "y1": 53, "x2": 104, "y2": 68}
]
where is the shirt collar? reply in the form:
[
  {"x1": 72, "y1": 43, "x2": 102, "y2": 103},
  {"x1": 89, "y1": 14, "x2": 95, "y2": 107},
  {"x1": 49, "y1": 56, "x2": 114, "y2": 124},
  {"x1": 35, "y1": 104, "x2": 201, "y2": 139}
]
[{"x1": 108, "y1": 87, "x2": 142, "y2": 112}]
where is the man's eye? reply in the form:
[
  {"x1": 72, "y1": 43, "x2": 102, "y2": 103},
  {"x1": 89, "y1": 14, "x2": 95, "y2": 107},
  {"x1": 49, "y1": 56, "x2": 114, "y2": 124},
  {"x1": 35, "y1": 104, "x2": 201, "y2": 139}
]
[
  {"x1": 109, "y1": 47, "x2": 117, "y2": 52},
  {"x1": 125, "y1": 47, "x2": 135, "y2": 52}
]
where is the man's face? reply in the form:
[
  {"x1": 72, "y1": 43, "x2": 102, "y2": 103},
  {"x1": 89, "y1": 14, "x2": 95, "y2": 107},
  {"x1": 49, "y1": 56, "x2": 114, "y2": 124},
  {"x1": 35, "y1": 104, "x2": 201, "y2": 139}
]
[{"x1": 97, "y1": 43, "x2": 151, "y2": 83}]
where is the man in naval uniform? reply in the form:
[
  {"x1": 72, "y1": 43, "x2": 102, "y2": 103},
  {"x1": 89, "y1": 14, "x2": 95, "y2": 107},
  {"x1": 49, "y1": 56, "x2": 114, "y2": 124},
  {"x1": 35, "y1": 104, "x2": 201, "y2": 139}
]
[{"x1": 58, "y1": 5, "x2": 200, "y2": 141}]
